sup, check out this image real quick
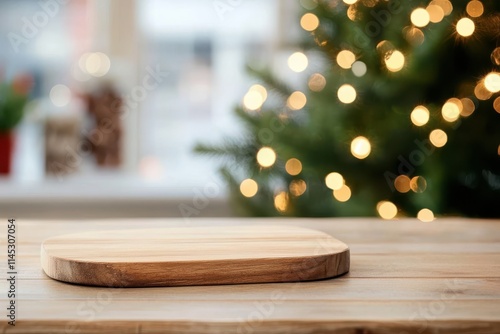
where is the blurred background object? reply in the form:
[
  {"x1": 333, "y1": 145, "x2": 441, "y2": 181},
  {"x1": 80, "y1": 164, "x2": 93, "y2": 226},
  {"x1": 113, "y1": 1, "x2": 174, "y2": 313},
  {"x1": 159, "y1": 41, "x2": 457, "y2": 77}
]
[
  {"x1": 1, "y1": 0, "x2": 498, "y2": 219},
  {"x1": 197, "y1": 0, "x2": 500, "y2": 219}
]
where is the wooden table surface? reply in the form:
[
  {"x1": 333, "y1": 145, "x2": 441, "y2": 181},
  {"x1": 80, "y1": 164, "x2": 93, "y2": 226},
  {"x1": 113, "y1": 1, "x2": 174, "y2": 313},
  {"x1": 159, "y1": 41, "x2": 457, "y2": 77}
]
[{"x1": 1, "y1": 218, "x2": 500, "y2": 333}]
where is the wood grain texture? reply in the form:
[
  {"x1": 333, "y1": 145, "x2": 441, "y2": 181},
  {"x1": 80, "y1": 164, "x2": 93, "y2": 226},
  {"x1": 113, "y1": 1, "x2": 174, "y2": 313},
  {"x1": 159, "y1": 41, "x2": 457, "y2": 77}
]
[
  {"x1": 40, "y1": 225, "x2": 350, "y2": 287},
  {"x1": 1, "y1": 218, "x2": 500, "y2": 334}
]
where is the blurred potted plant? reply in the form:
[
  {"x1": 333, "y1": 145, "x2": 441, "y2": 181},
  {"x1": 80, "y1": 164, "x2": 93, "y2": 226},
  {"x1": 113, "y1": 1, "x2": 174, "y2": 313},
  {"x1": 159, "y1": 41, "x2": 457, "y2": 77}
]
[{"x1": 0, "y1": 74, "x2": 32, "y2": 175}]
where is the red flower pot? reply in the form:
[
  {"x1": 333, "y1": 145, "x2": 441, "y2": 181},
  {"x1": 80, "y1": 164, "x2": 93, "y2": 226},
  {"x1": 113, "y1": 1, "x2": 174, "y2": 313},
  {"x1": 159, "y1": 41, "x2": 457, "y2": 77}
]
[{"x1": 0, "y1": 131, "x2": 13, "y2": 175}]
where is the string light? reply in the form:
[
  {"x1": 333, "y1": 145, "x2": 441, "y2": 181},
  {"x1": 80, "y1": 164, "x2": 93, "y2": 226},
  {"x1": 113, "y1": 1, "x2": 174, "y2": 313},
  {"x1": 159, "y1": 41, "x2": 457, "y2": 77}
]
[
  {"x1": 288, "y1": 52, "x2": 308, "y2": 73},
  {"x1": 343, "y1": 0, "x2": 358, "y2": 4},
  {"x1": 337, "y1": 84, "x2": 357, "y2": 104},
  {"x1": 285, "y1": 158, "x2": 302, "y2": 176},
  {"x1": 456, "y1": 18, "x2": 475, "y2": 37},
  {"x1": 441, "y1": 98, "x2": 462, "y2": 122},
  {"x1": 429, "y1": 129, "x2": 447, "y2": 147},
  {"x1": 256, "y1": 147, "x2": 276, "y2": 168},
  {"x1": 336, "y1": 50, "x2": 356, "y2": 69},
  {"x1": 377, "y1": 201, "x2": 398, "y2": 219},
  {"x1": 426, "y1": 4, "x2": 444, "y2": 23},
  {"x1": 333, "y1": 185, "x2": 351, "y2": 202},
  {"x1": 466, "y1": 1, "x2": 484, "y2": 18},
  {"x1": 494, "y1": 97, "x2": 500, "y2": 114},
  {"x1": 430, "y1": 0, "x2": 452, "y2": 16},
  {"x1": 351, "y1": 61, "x2": 367, "y2": 77},
  {"x1": 394, "y1": 175, "x2": 411, "y2": 193},
  {"x1": 287, "y1": 91, "x2": 307, "y2": 110},
  {"x1": 460, "y1": 98, "x2": 475, "y2": 117},
  {"x1": 417, "y1": 208, "x2": 435, "y2": 222},
  {"x1": 474, "y1": 82, "x2": 493, "y2": 100},
  {"x1": 274, "y1": 192, "x2": 289, "y2": 212},
  {"x1": 243, "y1": 85, "x2": 267, "y2": 111},
  {"x1": 484, "y1": 72, "x2": 500, "y2": 93},
  {"x1": 350, "y1": 136, "x2": 371, "y2": 159},
  {"x1": 384, "y1": 50, "x2": 405, "y2": 72},
  {"x1": 240, "y1": 179, "x2": 258, "y2": 198},
  {"x1": 325, "y1": 172, "x2": 344, "y2": 190},
  {"x1": 308, "y1": 73, "x2": 326, "y2": 92},
  {"x1": 300, "y1": 13, "x2": 320, "y2": 31},
  {"x1": 410, "y1": 105, "x2": 430, "y2": 126},
  {"x1": 411, "y1": 8, "x2": 430, "y2": 27},
  {"x1": 289, "y1": 179, "x2": 307, "y2": 196},
  {"x1": 410, "y1": 176, "x2": 427, "y2": 193}
]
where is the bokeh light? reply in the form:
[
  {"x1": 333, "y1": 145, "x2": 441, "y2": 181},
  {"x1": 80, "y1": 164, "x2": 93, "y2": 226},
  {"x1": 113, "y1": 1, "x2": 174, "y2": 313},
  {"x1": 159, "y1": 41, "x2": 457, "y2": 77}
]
[
  {"x1": 441, "y1": 98, "x2": 462, "y2": 122},
  {"x1": 240, "y1": 179, "x2": 258, "y2": 198},
  {"x1": 287, "y1": 91, "x2": 307, "y2": 110},
  {"x1": 336, "y1": 50, "x2": 356, "y2": 69},
  {"x1": 411, "y1": 8, "x2": 430, "y2": 27},
  {"x1": 456, "y1": 18, "x2": 475, "y2": 37},
  {"x1": 429, "y1": 129, "x2": 447, "y2": 147},
  {"x1": 494, "y1": 97, "x2": 500, "y2": 114},
  {"x1": 337, "y1": 84, "x2": 357, "y2": 104},
  {"x1": 410, "y1": 105, "x2": 430, "y2": 126},
  {"x1": 49, "y1": 84, "x2": 71, "y2": 107},
  {"x1": 308, "y1": 73, "x2": 326, "y2": 92},
  {"x1": 460, "y1": 98, "x2": 475, "y2": 117},
  {"x1": 474, "y1": 82, "x2": 493, "y2": 100},
  {"x1": 466, "y1": 1, "x2": 484, "y2": 17},
  {"x1": 274, "y1": 192, "x2": 289, "y2": 212},
  {"x1": 300, "y1": 13, "x2": 320, "y2": 31},
  {"x1": 492, "y1": 47, "x2": 500, "y2": 66},
  {"x1": 333, "y1": 184, "x2": 351, "y2": 202},
  {"x1": 484, "y1": 72, "x2": 500, "y2": 93},
  {"x1": 243, "y1": 91, "x2": 264, "y2": 111},
  {"x1": 289, "y1": 179, "x2": 307, "y2": 196},
  {"x1": 427, "y1": 4, "x2": 444, "y2": 23},
  {"x1": 288, "y1": 52, "x2": 308, "y2": 72},
  {"x1": 285, "y1": 158, "x2": 303, "y2": 176},
  {"x1": 417, "y1": 208, "x2": 435, "y2": 222},
  {"x1": 351, "y1": 61, "x2": 367, "y2": 77},
  {"x1": 325, "y1": 172, "x2": 344, "y2": 190},
  {"x1": 377, "y1": 201, "x2": 398, "y2": 219},
  {"x1": 256, "y1": 147, "x2": 277, "y2": 168},
  {"x1": 394, "y1": 175, "x2": 411, "y2": 193},
  {"x1": 350, "y1": 136, "x2": 371, "y2": 159},
  {"x1": 410, "y1": 176, "x2": 427, "y2": 193},
  {"x1": 384, "y1": 50, "x2": 405, "y2": 72}
]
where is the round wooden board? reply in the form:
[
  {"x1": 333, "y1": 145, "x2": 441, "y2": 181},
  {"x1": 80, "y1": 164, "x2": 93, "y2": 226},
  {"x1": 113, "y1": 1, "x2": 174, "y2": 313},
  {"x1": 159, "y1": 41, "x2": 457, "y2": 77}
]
[{"x1": 41, "y1": 225, "x2": 349, "y2": 287}]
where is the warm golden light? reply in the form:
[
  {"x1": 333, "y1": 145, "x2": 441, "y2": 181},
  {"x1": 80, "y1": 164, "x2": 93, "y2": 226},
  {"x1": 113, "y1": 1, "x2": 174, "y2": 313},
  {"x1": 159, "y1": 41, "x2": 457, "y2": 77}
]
[
  {"x1": 456, "y1": 17, "x2": 475, "y2": 37},
  {"x1": 240, "y1": 179, "x2": 258, "y2": 198},
  {"x1": 492, "y1": 47, "x2": 500, "y2": 66},
  {"x1": 494, "y1": 97, "x2": 500, "y2": 114},
  {"x1": 351, "y1": 61, "x2": 367, "y2": 77},
  {"x1": 336, "y1": 50, "x2": 356, "y2": 69},
  {"x1": 411, "y1": 8, "x2": 430, "y2": 27},
  {"x1": 405, "y1": 27, "x2": 425, "y2": 46},
  {"x1": 285, "y1": 158, "x2": 303, "y2": 176},
  {"x1": 289, "y1": 179, "x2": 307, "y2": 197},
  {"x1": 394, "y1": 175, "x2": 411, "y2": 193},
  {"x1": 417, "y1": 208, "x2": 435, "y2": 222},
  {"x1": 325, "y1": 172, "x2": 344, "y2": 190},
  {"x1": 410, "y1": 176, "x2": 427, "y2": 193},
  {"x1": 300, "y1": 13, "x2": 320, "y2": 31},
  {"x1": 288, "y1": 52, "x2": 308, "y2": 73},
  {"x1": 460, "y1": 98, "x2": 475, "y2": 117},
  {"x1": 343, "y1": 0, "x2": 358, "y2": 4},
  {"x1": 429, "y1": 129, "x2": 448, "y2": 148},
  {"x1": 308, "y1": 73, "x2": 326, "y2": 92},
  {"x1": 250, "y1": 84, "x2": 267, "y2": 101},
  {"x1": 377, "y1": 201, "x2": 398, "y2": 219},
  {"x1": 426, "y1": 4, "x2": 444, "y2": 23},
  {"x1": 410, "y1": 105, "x2": 430, "y2": 126},
  {"x1": 474, "y1": 82, "x2": 493, "y2": 100},
  {"x1": 484, "y1": 72, "x2": 500, "y2": 93},
  {"x1": 274, "y1": 192, "x2": 289, "y2": 213},
  {"x1": 333, "y1": 185, "x2": 351, "y2": 202},
  {"x1": 287, "y1": 91, "x2": 307, "y2": 110},
  {"x1": 466, "y1": 1, "x2": 484, "y2": 17},
  {"x1": 256, "y1": 147, "x2": 277, "y2": 168},
  {"x1": 243, "y1": 91, "x2": 264, "y2": 111},
  {"x1": 498, "y1": 144, "x2": 500, "y2": 156},
  {"x1": 350, "y1": 136, "x2": 371, "y2": 159},
  {"x1": 384, "y1": 50, "x2": 405, "y2": 72},
  {"x1": 430, "y1": 0, "x2": 452, "y2": 16},
  {"x1": 337, "y1": 84, "x2": 357, "y2": 104},
  {"x1": 441, "y1": 98, "x2": 462, "y2": 122}
]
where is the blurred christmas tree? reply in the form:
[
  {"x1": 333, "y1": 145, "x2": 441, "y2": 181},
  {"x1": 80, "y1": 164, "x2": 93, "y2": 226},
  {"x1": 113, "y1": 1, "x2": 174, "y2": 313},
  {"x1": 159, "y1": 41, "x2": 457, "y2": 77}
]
[{"x1": 196, "y1": 0, "x2": 500, "y2": 219}]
